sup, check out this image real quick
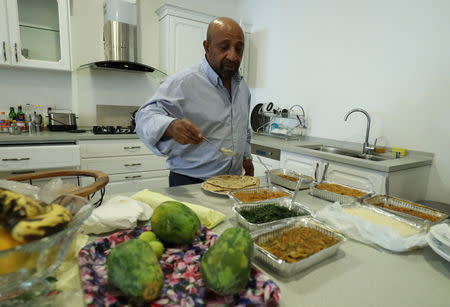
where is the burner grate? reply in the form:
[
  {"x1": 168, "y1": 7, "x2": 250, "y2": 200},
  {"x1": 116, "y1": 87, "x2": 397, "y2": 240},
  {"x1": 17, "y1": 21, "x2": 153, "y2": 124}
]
[{"x1": 92, "y1": 126, "x2": 136, "y2": 134}]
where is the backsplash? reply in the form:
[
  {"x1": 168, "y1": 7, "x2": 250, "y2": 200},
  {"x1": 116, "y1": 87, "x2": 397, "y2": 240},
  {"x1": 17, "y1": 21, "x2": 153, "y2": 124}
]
[{"x1": 96, "y1": 105, "x2": 140, "y2": 126}]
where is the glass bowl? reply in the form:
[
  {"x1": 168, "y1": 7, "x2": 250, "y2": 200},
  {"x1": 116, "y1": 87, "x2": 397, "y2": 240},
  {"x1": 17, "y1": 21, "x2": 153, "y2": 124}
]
[{"x1": 0, "y1": 194, "x2": 93, "y2": 301}]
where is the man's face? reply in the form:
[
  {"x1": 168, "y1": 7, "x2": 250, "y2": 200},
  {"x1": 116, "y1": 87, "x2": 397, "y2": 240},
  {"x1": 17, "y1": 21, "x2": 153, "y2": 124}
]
[{"x1": 204, "y1": 26, "x2": 244, "y2": 80}]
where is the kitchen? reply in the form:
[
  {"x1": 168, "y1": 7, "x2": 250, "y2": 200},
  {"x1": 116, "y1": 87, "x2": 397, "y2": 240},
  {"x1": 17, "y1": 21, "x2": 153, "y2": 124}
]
[{"x1": 0, "y1": 0, "x2": 449, "y2": 306}]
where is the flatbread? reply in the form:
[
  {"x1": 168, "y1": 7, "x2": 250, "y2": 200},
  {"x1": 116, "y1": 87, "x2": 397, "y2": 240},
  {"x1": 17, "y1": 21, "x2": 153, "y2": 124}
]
[{"x1": 206, "y1": 175, "x2": 258, "y2": 190}]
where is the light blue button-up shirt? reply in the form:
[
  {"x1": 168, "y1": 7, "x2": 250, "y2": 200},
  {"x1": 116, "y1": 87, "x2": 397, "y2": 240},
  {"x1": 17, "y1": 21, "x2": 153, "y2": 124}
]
[{"x1": 136, "y1": 56, "x2": 252, "y2": 180}]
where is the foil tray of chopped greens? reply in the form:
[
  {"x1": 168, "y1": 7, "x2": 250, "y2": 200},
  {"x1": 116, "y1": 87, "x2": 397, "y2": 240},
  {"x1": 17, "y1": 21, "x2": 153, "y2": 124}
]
[{"x1": 232, "y1": 198, "x2": 312, "y2": 232}]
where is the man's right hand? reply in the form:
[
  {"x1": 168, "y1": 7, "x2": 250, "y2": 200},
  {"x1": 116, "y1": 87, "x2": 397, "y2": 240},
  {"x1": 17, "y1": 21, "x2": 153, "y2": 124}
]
[{"x1": 164, "y1": 119, "x2": 203, "y2": 145}]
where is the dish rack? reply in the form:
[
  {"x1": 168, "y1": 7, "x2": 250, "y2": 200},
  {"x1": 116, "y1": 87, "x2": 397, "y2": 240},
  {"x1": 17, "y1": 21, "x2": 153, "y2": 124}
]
[{"x1": 6, "y1": 169, "x2": 109, "y2": 207}]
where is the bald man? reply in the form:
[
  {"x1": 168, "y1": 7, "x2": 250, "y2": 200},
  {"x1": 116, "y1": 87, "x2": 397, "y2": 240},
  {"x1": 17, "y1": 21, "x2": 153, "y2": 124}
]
[{"x1": 136, "y1": 17, "x2": 254, "y2": 187}]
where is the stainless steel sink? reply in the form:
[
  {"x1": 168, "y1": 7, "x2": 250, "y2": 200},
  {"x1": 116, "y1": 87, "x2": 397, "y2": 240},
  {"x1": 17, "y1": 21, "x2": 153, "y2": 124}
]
[{"x1": 298, "y1": 144, "x2": 391, "y2": 161}]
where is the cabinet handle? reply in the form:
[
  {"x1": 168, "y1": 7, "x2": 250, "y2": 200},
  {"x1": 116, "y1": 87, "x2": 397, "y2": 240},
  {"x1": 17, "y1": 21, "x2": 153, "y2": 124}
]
[
  {"x1": 2, "y1": 157, "x2": 31, "y2": 161},
  {"x1": 123, "y1": 146, "x2": 141, "y2": 149},
  {"x1": 2, "y1": 41, "x2": 6, "y2": 61},
  {"x1": 124, "y1": 163, "x2": 142, "y2": 167},
  {"x1": 124, "y1": 175, "x2": 142, "y2": 179},
  {"x1": 14, "y1": 43, "x2": 18, "y2": 62}
]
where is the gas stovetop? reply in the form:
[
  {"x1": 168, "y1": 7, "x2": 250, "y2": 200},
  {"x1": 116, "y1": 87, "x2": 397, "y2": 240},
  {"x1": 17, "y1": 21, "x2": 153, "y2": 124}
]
[{"x1": 92, "y1": 126, "x2": 136, "y2": 134}]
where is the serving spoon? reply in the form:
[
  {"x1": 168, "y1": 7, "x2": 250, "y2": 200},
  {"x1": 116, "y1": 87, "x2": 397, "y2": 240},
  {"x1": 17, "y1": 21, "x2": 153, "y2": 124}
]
[
  {"x1": 202, "y1": 137, "x2": 238, "y2": 157},
  {"x1": 256, "y1": 155, "x2": 273, "y2": 193}
]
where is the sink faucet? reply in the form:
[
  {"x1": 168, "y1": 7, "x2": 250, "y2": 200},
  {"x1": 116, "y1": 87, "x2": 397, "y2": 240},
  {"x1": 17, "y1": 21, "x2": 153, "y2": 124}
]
[{"x1": 344, "y1": 108, "x2": 376, "y2": 155}]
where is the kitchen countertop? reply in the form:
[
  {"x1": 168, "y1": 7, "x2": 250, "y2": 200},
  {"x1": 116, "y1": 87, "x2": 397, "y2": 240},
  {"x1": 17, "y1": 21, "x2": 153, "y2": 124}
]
[
  {"x1": 0, "y1": 130, "x2": 433, "y2": 172},
  {"x1": 36, "y1": 183, "x2": 450, "y2": 307}
]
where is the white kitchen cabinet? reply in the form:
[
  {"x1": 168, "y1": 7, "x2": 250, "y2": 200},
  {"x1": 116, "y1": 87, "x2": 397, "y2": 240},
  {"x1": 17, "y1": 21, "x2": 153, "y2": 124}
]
[
  {"x1": 156, "y1": 4, "x2": 250, "y2": 80},
  {"x1": 0, "y1": 0, "x2": 71, "y2": 71},
  {"x1": 252, "y1": 154, "x2": 280, "y2": 178},
  {"x1": 79, "y1": 139, "x2": 169, "y2": 196}
]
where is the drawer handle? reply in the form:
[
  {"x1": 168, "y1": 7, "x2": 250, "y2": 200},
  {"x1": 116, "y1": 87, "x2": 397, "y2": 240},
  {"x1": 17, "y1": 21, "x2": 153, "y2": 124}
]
[
  {"x1": 124, "y1": 163, "x2": 142, "y2": 167},
  {"x1": 124, "y1": 175, "x2": 142, "y2": 179},
  {"x1": 123, "y1": 146, "x2": 141, "y2": 149},
  {"x1": 2, "y1": 157, "x2": 31, "y2": 161}
]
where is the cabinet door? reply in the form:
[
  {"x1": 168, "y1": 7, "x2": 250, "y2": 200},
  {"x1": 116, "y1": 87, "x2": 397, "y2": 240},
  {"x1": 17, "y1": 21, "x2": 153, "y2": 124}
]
[
  {"x1": 324, "y1": 161, "x2": 386, "y2": 194},
  {"x1": 0, "y1": 0, "x2": 11, "y2": 65},
  {"x1": 6, "y1": 0, "x2": 71, "y2": 70},
  {"x1": 281, "y1": 151, "x2": 321, "y2": 180},
  {"x1": 166, "y1": 16, "x2": 207, "y2": 75}
]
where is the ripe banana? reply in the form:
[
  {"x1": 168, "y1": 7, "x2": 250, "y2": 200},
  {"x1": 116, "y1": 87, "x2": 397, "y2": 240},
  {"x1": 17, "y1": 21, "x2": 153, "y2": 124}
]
[
  {"x1": 0, "y1": 187, "x2": 48, "y2": 229},
  {"x1": 11, "y1": 204, "x2": 72, "y2": 243}
]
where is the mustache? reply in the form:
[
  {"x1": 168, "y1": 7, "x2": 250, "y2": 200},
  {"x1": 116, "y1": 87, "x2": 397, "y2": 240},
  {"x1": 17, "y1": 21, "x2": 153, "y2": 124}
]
[{"x1": 222, "y1": 59, "x2": 239, "y2": 68}]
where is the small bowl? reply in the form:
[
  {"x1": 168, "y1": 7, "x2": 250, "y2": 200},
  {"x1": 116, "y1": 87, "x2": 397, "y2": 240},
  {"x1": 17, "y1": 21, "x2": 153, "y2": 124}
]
[{"x1": 0, "y1": 194, "x2": 93, "y2": 300}]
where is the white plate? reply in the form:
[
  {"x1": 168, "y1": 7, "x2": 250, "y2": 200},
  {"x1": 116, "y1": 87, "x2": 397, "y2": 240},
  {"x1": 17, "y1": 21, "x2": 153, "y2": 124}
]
[
  {"x1": 430, "y1": 223, "x2": 450, "y2": 247},
  {"x1": 426, "y1": 233, "x2": 450, "y2": 262}
]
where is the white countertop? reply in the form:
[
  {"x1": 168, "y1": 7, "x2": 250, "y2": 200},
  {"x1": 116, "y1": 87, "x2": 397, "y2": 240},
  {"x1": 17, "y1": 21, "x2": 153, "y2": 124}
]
[
  {"x1": 153, "y1": 184, "x2": 449, "y2": 307},
  {"x1": 0, "y1": 130, "x2": 433, "y2": 172}
]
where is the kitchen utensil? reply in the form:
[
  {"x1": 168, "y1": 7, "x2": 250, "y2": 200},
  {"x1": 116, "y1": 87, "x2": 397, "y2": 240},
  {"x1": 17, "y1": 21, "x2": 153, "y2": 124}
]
[
  {"x1": 202, "y1": 136, "x2": 238, "y2": 157},
  {"x1": 320, "y1": 162, "x2": 329, "y2": 183},
  {"x1": 256, "y1": 155, "x2": 273, "y2": 193},
  {"x1": 290, "y1": 177, "x2": 303, "y2": 208},
  {"x1": 385, "y1": 176, "x2": 389, "y2": 204}
]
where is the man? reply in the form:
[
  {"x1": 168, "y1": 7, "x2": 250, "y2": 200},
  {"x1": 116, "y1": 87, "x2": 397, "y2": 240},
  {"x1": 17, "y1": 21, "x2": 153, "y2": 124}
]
[{"x1": 136, "y1": 17, "x2": 254, "y2": 187}]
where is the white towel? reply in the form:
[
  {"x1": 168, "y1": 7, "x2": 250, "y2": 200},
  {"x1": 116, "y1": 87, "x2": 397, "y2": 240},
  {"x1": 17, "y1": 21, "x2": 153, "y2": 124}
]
[{"x1": 82, "y1": 196, "x2": 153, "y2": 234}]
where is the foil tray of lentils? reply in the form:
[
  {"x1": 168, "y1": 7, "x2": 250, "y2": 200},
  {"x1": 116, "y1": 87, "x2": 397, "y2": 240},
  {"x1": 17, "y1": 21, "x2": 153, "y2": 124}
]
[
  {"x1": 251, "y1": 217, "x2": 345, "y2": 277},
  {"x1": 232, "y1": 199, "x2": 312, "y2": 232},
  {"x1": 268, "y1": 168, "x2": 315, "y2": 190},
  {"x1": 227, "y1": 185, "x2": 293, "y2": 205},
  {"x1": 310, "y1": 181, "x2": 373, "y2": 204},
  {"x1": 363, "y1": 195, "x2": 449, "y2": 227}
]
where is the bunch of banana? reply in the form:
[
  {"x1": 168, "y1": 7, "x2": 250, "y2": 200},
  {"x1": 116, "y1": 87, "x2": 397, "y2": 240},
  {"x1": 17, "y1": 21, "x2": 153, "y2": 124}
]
[{"x1": 0, "y1": 187, "x2": 72, "y2": 243}]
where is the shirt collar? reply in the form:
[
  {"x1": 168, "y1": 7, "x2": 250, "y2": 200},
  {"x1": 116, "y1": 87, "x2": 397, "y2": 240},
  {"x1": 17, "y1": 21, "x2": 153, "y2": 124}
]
[{"x1": 201, "y1": 56, "x2": 242, "y2": 87}]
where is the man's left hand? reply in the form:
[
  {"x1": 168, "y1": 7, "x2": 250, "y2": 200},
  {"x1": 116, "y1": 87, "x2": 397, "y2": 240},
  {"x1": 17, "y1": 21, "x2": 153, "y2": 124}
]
[{"x1": 243, "y1": 159, "x2": 254, "y2": 177}]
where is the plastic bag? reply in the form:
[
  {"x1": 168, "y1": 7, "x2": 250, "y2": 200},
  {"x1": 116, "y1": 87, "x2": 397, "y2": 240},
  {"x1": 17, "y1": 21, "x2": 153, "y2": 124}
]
[{"x1": 314, "y1": 202, "x2": 427, "y2": 252}]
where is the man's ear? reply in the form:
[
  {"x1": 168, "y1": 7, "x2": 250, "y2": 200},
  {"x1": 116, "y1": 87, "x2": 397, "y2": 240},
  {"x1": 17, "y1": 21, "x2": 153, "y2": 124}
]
[{"x1": 203, "y1": 40, "x2": 209, "y2": 55}]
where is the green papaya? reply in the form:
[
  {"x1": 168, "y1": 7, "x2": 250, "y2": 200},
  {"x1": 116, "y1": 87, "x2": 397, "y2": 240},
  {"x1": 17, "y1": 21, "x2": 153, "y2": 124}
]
[
  {"x1": 107, "y1": 239, "x2": 163, "y2": 301},
  {"x1": 200, "y1": 227, "x2": 253, "y2": 296},
  {"x1": 151, "y1": 201, "x2": 201, "y2": 244}
]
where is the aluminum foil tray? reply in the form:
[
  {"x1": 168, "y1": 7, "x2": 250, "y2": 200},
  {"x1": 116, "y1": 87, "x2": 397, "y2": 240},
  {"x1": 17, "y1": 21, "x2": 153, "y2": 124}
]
[
  {"x1": 233, "y1": 199, "x2": 312, "y2": 232},
  {"x1": 269, "y1": 168, "x2": 315, "y2": 190},
  {"x1": 251, "y1": 217, "x2": 345, "y2": 277},
  {"x1": 228, "y1": 185, "x2": 293, "y2": 205},
  {"x1": 363, "y1": 195, "x2": 449, "y2": 226},
  {"x1": 310, "y1": 181, "x2": 372, "y2": 204}
]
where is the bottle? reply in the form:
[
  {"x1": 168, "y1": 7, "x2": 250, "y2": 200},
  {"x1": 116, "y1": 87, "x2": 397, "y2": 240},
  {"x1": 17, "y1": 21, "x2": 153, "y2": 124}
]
[
  {"x1": 0, "y1": 111, "x2": 8, "y2": 132},
  {"x1": 9, "y1": 107, "x2": 16, "y2": 121},
  {"x1": 16, "y1": 105, "x2": 26, "y2": 130}
]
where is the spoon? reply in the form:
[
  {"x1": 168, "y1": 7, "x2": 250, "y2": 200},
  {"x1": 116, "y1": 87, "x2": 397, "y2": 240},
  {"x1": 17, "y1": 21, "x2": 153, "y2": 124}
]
[
  {"x1": 203, "y1": 137, "x2": 238, "y2": 157},
  {"x1": 256, "y1": 155, "x2": 273, "y2": 193},
  {"x1": 384, "y1": 176, "x2": 390, "y2": 205},
  {"x1": 290, "y1": 177, "x2": 303, "y2": 209}
]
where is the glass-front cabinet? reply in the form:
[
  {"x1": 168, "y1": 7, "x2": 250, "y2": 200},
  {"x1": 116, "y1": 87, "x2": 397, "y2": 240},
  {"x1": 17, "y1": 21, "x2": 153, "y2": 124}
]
[{"x1": 0, "y1": 0, "x2": 71, "y2": 70}]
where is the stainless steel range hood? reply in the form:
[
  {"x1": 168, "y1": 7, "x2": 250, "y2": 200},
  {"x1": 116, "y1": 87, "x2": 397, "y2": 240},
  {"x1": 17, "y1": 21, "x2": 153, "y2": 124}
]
[{"x1": 79, "y1": 0, "x2": 166, "y2": 76}]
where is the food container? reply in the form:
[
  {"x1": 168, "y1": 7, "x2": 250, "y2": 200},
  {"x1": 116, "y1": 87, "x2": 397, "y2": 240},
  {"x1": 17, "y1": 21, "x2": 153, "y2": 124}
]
[
  {"x1": 363, "y1": 195, "x2": 449, "y2": 227},
  {"x1": 228, "y1": 185, "x2": 293, "y2": 205},
  {"x1": 233, "y1": 198, "x2": 312, "y2": 231},
  {"x1": 310, "y1": 181, "x2": 372, "y2": 204},
  {"x1": 269, "y1": 168, "x2": 315, "y2": 190},
  {"x1": 251, "y1": 217, "x2": 345, "y2": 277},
  {"x1": 0, "y1": 195, "x2": 93, "y2": 300}
]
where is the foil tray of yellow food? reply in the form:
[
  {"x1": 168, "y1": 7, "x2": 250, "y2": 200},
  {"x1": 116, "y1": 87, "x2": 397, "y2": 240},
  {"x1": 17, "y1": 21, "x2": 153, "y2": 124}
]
[
  {"x1": 232, "y1": 199, "x2": 312, "y2": 232},
  {"x1": 227, "y1": 185, "x2": 293, "y2": 204},
  {"x1": 363, "y1": 195, "x2": 449, "y2": 227},
  {"x1": 251, "y1": 217, "x2": 345, "y2": 277},
  {"x1": 310, "y1": 181, "x2": 373, "y2": 204},
  {"x1": 269, "y1": 168, "x2": 315, "y2": 190}
]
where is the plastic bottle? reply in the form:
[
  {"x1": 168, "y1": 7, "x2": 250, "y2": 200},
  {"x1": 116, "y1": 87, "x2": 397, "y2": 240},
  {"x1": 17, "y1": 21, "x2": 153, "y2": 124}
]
[{"x1": 0, "y1": 111, "x2": 8, "y2": 132}]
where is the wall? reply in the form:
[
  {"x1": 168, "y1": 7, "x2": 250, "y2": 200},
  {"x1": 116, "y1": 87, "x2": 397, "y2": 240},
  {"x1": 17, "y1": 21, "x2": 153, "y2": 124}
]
[
  {"x1": 238, "y1": 0, "x2": 450, "y2": 203},
  {"x1": 0, "y1": 0, "x2": 240, "y2": 126}
]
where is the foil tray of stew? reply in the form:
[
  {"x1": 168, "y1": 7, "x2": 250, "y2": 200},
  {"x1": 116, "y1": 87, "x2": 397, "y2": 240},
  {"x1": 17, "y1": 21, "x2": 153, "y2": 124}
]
[
  {"x1": 269, "y1": 168, "x2": 315, "y2": 190},
  {"x1": 232, "y1": 199, "x2": 312, "y2": 232},
  {"x1": 363, "y1": 195, "x2": 449, "y2": 227},
  {"x1": 251, "y1": 217, "x2": 345, "y2": 277},
  {"x1": 228, "y1": 185, "x2": 293, "y2": 205},
  {"x1": 310, "y1": 181, "x2": 372, "y2": 204}
]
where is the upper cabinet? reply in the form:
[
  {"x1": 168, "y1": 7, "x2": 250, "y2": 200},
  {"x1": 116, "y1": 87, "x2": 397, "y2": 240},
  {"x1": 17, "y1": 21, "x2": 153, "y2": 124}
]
[
  {"x1": 0, "y1": 0, "x2": 71, "y2": 71},
  {"x1": 156, "y1": 4, "x2": 250, "y2": 80}
]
